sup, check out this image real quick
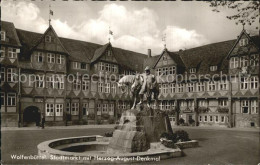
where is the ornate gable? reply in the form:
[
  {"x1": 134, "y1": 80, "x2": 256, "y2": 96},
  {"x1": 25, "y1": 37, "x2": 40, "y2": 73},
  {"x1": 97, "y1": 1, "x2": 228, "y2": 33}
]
[
  {"x1": 227, "y1": 29, "x2": 259, "y2": 59},
  {"x1": 153, "y1": 49, "x2": 177, "y2": 68},
  {"x1": 30, "y1": 25, "x2": 69, "y2": 55},
  {"x1": 91, "y1": 43, "x2": 118, "y2": 64}
]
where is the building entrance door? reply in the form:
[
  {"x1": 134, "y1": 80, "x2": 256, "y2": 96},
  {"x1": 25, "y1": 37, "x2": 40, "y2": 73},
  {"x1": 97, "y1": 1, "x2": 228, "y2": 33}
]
[{"x1": 23, "y1": 106, "x2": 41, "y2": 127}]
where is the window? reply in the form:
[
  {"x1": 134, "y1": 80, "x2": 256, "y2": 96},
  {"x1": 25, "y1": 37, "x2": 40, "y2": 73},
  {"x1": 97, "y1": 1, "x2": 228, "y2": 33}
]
[
  {"x1": 56, "y1": 75, "x2": 64, "y2": 89},
  {"x1": 110, "y1": 104, "x2": 114, "y2": 115},
  {"x1": 221, "y1": 116, "x2": 225, "y2": 123},
  {"x1": 112, "y1": 65, "x2": 117, "y2": 73},
  {"x1": 7, "y1": 68, "x2": 17, "y2": 82},
  {"x1": 230, "y1": 57, "x2": 239, "y2": 69},
  {"x1": 8, "y1": 48, "x2": 18, "y2": 59},
  {"x1": 1, "y1": 31, "x2": 6, "y2": 41},
  {"x1": 81, "y1": 63, "x2": 87, "y2": 70},
  {"x1": 36, "y1": 52, "x2": 43, "y2": 63},
  {"x1": 208, "y1": 81, "x2": 216, "y2": 91},
  {"x1": 107, "y1": 50, "x2": 112, "y2": 56},
  {"x1": 198, "y1": 100, "x2": 207, "y2": 107},
  {"x1": 187, "y1": 100, "x2": 194, "y2": 110},
  {"x1": 239, "y1": 38, "x2": 248, "y2": 46},
  {"x1": 45, "y1": 35, "x2": 52, "y2": 42},
  {"x1": 47, "y1": 53, "x2": 55, "y2": 63},
  {"x1": 162, "y1": 84, "x2": 168, "y2": 94},
  {"x1": 241, "y1": 100, "x2": 249, "y2": 114},
  {"x1": 111, "y1": 83, "x2": 116, "y2": 94},
  {"x1": 210, "y1": 65, "x2": 217, "y2": 71},
  {"x1": 71, "y1": 103, "x2": 79, "y2": 115},
  {"x1": 219, "y1": 99, "x2": 228, "y2": 107},
  {"x1": 215, "y1": 116, "x2": 219, "y2": 123},
  {"x1": 240, "y1": 56, "x2": 248, "y2": 67},
  {"x1": 197, "y1": 82, "x2": 205, "y2": 92},
  {"x1": 97, "y1": 104, "x2": 102, "y2": 115},
  {"x1": 98, "y1": 82, "x2": 104, "y2": 93},
  {"x1": 82, "y1": 79, "x2": 89, "y2": 91},
  {"x1": 251, "y1": 100, "x2": 258, "y2": 114},
  {"x1": 55, "y1": 104, "x2": 63, "y2": 116},
  {"x1": 199, "y1": 116, "x2": 202, "y2": 122},
  {"x1": 56, "y1": 54, "x2": 65, "y2": 64},
  {"x1": 1, "y1": 67, "x2": 5, "y2": 82},
  {"x1": 157, "y1": 68, "x2": 161, "y2": 76},
  {"x1": 46, "y1": 76, "x2": 54, "y2": 88},
  {"x1": 105, "y1": 63, "x2": 111, "y2": 72},
  {"x1": 240, "y1": 77, "x2": 249, "y2": 90},
  {"x1": 187, "y1": 83, "x2": 194, "y2": 92},
  {"x1": 46, "y1": 103, "x2": 54, "y2": 116},
  {"x1": 73, "y1": 62, "x2": 80, "y2": 69},
  {"x1": 36, "y1": 75, "x2": 45, "y2": 88},
  {"x1": 169, "y1": 66, "x2": 176, "y2": 75},
  {"x1": 189, "y1": 68, "x2": 196, "y2": 73},
  {"x1": 250, "y1": 77, "x2": 258, "y2": 89},
  {"x1": 177, "y1": 83, "x2": 184, "y2": 93},
  {"x1": 180, "y1": 100, "x2": 186, "y2": 107},
  {"x1": 66, "y1": 102, "x2": 70, "y2": 114},
  {"x1": 204, "y1": 115, "x2": 208, "y2": 122},
  {"x1": 83, "y1": 103, "x2": 88, "y2": 116},
  {"x1": 105, "y1": 83, "x2": 110, "y2": 93},
  {"x1": 102, "y1": 104, "x2": 108, "y2": 113},
  {"x1": 7, "y1": 93, "x2": 16, "y2": 106},
  {"x1": 1, "y1": 46, "x2": 5, "y2": 58},
  {"x1": 170, "y1": 83, "x2": 176, "y2": 93},
  {"x1": 250, "y1": 54, "x2": 259, "y2": 66},
  {"x1": 219, "y1": 80, "x2": 228, "y2": 90},
  {"x1": 73, "y1": 79, "x2": 81, "y2": 90},
  {"x1": 99, "y1": 62, "x2": 105, "y2": 71},
  {"x1": 162, "y1": 55, "x2": 167, "y2": 61},
  {"x1": 1, "y1": 92, "x2": 5, "y2": 106},
  {"x1": 209, "y1": 115, "x2": 213, "y2": 122}
]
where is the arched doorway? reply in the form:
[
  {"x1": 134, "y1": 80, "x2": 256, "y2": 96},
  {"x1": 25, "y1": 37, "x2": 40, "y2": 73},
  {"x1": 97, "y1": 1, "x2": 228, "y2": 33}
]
[{"x1": 23, "y1": 106, "x2": 41, "y2": 127}]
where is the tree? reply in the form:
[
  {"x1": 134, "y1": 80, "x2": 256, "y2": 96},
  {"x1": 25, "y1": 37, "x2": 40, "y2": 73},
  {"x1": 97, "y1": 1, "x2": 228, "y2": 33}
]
[{"x1": 208, "y1": 1, "x2": 259, "y2": 27}]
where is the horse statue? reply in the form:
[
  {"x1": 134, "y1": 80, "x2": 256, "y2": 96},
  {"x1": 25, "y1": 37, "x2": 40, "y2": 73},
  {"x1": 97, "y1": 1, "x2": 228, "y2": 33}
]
[{"x1": 117, "y1": 74, "x2": 159, "y2": 109}]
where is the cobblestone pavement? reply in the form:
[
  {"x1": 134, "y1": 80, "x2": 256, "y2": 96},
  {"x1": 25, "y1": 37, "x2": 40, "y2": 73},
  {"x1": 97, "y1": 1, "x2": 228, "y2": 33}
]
[{"x1": 1, "y1": 126, "x2": 259, "y2": 164}]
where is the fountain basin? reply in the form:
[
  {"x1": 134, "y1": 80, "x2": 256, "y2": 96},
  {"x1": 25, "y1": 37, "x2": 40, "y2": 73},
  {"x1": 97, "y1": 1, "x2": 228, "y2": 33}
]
[{"x1": 37, "y1": 135, "x2": 182, "y2": 164}]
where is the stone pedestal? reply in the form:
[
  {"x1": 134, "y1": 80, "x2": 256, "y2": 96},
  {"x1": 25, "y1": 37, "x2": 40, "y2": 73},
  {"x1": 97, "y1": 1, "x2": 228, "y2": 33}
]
[{"x1": 107, "y1": 105, "x2": 173, "y2": 154}]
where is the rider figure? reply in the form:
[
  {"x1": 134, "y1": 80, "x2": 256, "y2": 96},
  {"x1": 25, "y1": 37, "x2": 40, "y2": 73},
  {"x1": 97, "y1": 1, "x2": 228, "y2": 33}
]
[{"x1": 138, "y1": 66, "x2": 157, "y2": 107}]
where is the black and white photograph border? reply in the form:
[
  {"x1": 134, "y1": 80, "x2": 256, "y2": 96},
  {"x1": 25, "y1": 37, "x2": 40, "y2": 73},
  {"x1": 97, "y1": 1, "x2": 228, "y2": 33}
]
[{"x1": 1, "y1": 0, "x2": 259, "y2": 164}]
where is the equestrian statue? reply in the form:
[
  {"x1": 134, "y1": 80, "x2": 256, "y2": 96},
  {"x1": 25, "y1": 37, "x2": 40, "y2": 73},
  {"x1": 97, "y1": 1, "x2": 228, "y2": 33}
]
[{"x1": 117, "y1": 66, "x2": 159, "y2": 110}]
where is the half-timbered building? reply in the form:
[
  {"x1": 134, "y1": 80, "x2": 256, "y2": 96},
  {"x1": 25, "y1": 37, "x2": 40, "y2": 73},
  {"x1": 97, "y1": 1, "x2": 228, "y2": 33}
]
[{"x1": 1, "y1": 21, "x2": 259, "y2": 128}]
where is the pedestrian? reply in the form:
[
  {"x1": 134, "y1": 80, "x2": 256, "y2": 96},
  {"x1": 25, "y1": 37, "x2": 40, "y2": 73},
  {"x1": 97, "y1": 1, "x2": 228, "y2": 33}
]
[{"x1": 41, "y1": 114, "x2": 45, "y2": 129}]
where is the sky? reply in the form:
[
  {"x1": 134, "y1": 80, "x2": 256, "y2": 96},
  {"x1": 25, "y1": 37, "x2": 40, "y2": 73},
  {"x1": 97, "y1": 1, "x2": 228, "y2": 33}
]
[{"x1": 1, "y1": 0, "x2": 259, "y2": 55}]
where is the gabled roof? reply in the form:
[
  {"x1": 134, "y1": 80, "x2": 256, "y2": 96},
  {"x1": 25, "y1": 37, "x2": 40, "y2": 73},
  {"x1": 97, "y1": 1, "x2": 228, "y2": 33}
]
[
  {"x1": 15, "y1": 25, "x2": 146, "y2": 72},
  {"x1": 1, "y1": 21, "x2": 21, "y2": 47},
  {"x1": 143, "y1": 55, "x2": 159, "y2": 70},
  {"x1": 227, "y1": 29, "x2": 260, "y2": 59},
  {"x1": 91, "y1": 43, "x2": 110, "y2": 63},
  {"x1": 153, "y1": 49, "x2": 185, "y2": 69},
  {"x1": 30, "y1": 25, "x2": 69, "y2": 55}
]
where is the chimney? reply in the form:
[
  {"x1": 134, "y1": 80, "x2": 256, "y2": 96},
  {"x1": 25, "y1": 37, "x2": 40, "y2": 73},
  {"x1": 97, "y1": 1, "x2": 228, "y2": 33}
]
[{"x1": 147, "y1": 49, "x2": 151, "y2": 58}]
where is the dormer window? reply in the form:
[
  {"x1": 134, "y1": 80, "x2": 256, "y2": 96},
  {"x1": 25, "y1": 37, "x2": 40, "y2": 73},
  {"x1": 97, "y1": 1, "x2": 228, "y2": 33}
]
[
  {"x1": 1, "y1": 46, "x2": 5, "y2": 58},
  {"x1": 210, "y1": 65, "x2": 217, "y2": 71},
  {"x1": 239, "y1": 38, "x2": 248, "y2": 46},
  {"x1": 1, "y1": 31, "x2": 6, "y2": 41},
  {"x1": 72, "y1": 62, "x2": 81, "y2": 69},
  {"x1": 107, "y1": 50, "x2": 112, "y2": 57},
  {"x1": 162, "y1": 55, "x2": 167, "y2": 61},
  {"x1": 45, "y1": 35, "x2": 52, "y2": 43},
  {"x1": 81, "y1": 63, "x2": 87, "y2": 70},
  {"x1": 189, "y1": 68, "x2": 196, "y2": 73}
]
